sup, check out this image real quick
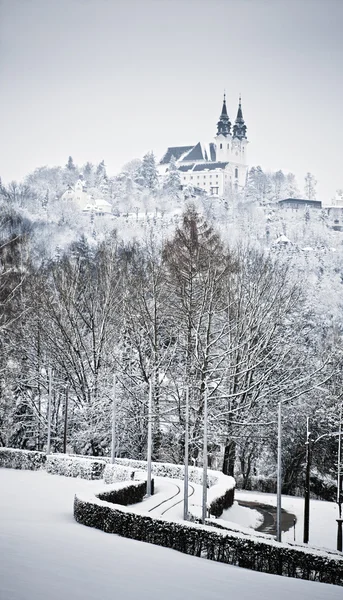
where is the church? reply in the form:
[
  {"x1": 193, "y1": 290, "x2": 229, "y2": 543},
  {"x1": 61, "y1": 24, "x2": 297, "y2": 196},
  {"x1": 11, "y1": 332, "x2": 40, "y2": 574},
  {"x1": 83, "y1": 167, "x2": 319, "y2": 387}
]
[{"x1": 159, "y1": 95, "x2": 249, "y2": 196}]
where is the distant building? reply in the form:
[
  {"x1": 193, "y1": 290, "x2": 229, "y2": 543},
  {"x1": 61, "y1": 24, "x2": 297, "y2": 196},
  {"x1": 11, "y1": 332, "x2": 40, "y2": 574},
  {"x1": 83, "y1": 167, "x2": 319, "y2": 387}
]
[
  {"x1": 61, "y1": 178, "x2": 112, "y2": 214},
  {"x1": 159, "y1": 94, "x2": 249, "y2": 196},
  {"x1": 325, "y1": 206, "x2": 343, "y2": 231},
  {"x1": 278, "y1": 198, "x2": 322, "y2": 210}
]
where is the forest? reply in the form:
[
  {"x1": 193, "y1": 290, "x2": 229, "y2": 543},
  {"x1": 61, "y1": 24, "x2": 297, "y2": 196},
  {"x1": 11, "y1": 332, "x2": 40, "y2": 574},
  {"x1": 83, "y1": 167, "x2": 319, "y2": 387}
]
[{"x1": 0, "y1": 155, "x2": 342, "y2": 501}]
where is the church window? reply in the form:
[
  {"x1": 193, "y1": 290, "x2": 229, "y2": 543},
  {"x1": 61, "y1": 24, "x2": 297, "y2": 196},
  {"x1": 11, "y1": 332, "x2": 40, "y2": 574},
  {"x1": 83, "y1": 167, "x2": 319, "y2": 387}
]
[
  {"x1": 204, "y1": 175, "x2": 206, "y2": 178},
  {"x1": 235, "y1": 168, "x2": 238, "y2": 179},
  {"x1": 190, "y1": 176, "x2": 193, "y2": 180},
  {"x1": 216, "y1": 174, "x2": 219, "y2": 178},
  {"x1": 227, "y1": 144, "x2": 230, "y2": 149},
  {"x1": 220, "y1": 143, "x2": 222, "y2": 149}
]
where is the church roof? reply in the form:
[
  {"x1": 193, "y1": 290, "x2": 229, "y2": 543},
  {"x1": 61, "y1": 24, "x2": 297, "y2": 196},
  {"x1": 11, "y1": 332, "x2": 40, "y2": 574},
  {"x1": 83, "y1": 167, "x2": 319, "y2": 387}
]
[
  {"x1": 159, "y1": 146, "x2": 194, "y2": 164},
  {"x1": 192, "y1": 161, "x2": 229, "y2": 171},
  {"x1": 180, "y1": 142, "x2": 216, "y2": 162},
  {"x1": 178, "y1": 164, "x2": 195, "y2": 172}
]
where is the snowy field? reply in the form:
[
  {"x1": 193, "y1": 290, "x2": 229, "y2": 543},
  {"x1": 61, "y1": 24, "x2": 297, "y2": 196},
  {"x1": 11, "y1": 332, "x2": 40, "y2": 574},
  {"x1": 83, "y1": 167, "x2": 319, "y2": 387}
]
[{"x1": 0, "y1": 469, "x2": 342, "y2": 600}]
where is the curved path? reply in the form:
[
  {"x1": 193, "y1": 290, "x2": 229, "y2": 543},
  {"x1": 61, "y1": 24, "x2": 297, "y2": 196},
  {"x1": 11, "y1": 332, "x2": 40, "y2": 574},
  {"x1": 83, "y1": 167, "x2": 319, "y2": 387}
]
[
  {"x1": 238, "y1": 499, "x2": 296, "y2": 536},
  {"x1": 147, "y1": 481, "x2": 196, "y2": 516}
]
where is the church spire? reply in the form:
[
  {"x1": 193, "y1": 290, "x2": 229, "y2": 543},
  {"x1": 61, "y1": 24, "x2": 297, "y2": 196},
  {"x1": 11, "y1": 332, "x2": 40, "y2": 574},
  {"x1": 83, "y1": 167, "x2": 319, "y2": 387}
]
[
  {"x1": 233, "y1": 95, "x2": 247, "y2": 140},
  {"x1": 216, "y1": 92, "x2": 231, "y2": 136}
]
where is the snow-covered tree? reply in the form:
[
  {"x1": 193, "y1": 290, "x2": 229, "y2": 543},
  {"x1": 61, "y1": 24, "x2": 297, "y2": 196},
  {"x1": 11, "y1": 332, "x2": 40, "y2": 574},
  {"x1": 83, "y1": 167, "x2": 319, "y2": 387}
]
[
  {"x1": 304, "y1": 172, "x2": 317, "y2": 200},
  {"x1": 140, "y1": 151, "x2": 159, "y2": 191}
]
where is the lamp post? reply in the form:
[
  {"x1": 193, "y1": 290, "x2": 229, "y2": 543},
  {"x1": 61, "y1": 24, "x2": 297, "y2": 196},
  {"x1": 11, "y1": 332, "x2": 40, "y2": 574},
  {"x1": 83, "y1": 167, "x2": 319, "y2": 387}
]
[
  {"x1": 303, "y1": 417, "x2": 311, "y2": 543},
  {"x1": 337, "y1": 401, "x2": 342, "y2": 552},
  {"x1": 183, "y1": 385, "x2": 189, "y2": 520},
  {"x1": 146, "y1": 377, "x2": 153, "y2": 496},
  {"x1": 111, "y1": 374, "x2": 117, "y2": 463},
  {"x1": 46, "y1": 367, "x2": 52, "y2": 455},
  {"x1": 202, "y1": 385, "x2": 208, "y2": 524},
  {"x1": 276, "y1": 401, "x2": 282, "y2": 542}
]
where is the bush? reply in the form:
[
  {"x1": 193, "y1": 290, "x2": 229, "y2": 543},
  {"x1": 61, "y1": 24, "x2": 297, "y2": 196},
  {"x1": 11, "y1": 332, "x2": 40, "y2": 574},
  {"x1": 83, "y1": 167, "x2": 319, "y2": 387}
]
[
  {"x1": 97, "y1": 480, "x2": 154, "y2": 505},
  {"x1": 207, "y1": 485, "x2": 235, "y2": 517},
  {"x1": 0, "y1": 448, "x2": 46, "y2": 470},
  {"x1": 74, "y1": 485, "x2": 343, "y2": 586},
  {"x1": 46, "y1": 454, "x2": 106, "y2": 480},
  {"x1": 106, "y1": 458, "x2": 235, "y2": 519}
]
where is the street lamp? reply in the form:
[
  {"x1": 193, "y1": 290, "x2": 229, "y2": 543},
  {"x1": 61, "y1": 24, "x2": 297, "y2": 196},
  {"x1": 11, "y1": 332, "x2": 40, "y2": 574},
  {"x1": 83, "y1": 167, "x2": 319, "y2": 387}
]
[
  {"x1": 183, "y1": 386, "x2": 189, "y2": 520},
  {"x1": 202, "y1": 385, "x2": 208, "y2": 524}
]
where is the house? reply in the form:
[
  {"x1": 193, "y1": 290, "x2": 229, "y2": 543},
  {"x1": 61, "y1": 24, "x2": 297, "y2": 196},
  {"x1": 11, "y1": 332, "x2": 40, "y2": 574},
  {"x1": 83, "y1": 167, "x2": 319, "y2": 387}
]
[
  {"x1": 159, "y1": 94, "x2": 249, "y2": 196},
  {"x1": 278, "y1": 198, "x2": 322, "y2": 210}
]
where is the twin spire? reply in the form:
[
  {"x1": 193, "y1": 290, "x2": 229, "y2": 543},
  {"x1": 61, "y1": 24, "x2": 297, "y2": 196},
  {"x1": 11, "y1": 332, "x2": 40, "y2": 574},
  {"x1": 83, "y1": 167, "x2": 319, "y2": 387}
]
[{"x1": 216, "y1": 93, "x2": 247, "y2": 140}]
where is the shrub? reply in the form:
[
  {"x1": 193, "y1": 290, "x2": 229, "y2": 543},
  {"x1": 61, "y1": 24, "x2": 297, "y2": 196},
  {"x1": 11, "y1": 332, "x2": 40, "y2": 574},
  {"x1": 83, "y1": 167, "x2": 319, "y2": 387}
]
[
  {"x1": 106, "y1": 458, "x2": 235, "y2": 519},
  {"x1": 0, "y1": 448, "x2": 46, "y2": 470},
  {"x1": 207, "y1": 485, "x2": 235, "y2": 517},
  {"x1": 46, "y1": 454, "x2": 106, "y2": 480},
  {"x1": 74, "y1": 485, "x2": 343, "y2": 586},
  {"x1": 97, "y1": 480, "x2": 154, "y2": 505}
]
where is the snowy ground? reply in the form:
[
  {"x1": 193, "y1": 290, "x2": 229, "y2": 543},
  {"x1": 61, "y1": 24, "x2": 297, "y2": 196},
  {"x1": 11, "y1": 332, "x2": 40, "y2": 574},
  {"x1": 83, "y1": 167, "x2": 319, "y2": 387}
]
[
  {"x1": 0, "y1": 469, "x2": 342, "y2": 600},
  {"x1": 235, "y1": 489, "x2": 340, "y2": 551}
]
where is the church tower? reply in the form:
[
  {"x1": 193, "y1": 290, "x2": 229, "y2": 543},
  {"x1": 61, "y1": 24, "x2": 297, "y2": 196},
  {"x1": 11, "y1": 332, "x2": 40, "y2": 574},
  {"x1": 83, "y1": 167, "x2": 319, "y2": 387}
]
[
  {"x1": 232, "y1": 95, "x2": 248, "y2": 165},
  {"x1": 215, "y1": 94, "x2": 232, "y2": 162}
]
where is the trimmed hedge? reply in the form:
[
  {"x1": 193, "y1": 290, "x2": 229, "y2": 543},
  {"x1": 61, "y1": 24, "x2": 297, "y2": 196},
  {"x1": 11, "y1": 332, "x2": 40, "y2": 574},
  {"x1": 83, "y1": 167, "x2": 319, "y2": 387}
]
[
  {"x1": 46, "y1": 454, "x2": 106, "y2": 480},
  {"x1": 207, "y1": 485, "x2": 235, "y2": 518},
  {"x1": 97, "y1": 480, "x2": 154, "y2": 505},
  {"x1": 104, "y1": 458, "x2": 236, "y2": 518},
  {"x1": 0, "y1": 448, "x2": 46, "y2": 470},
  {"x1": 74, "y1": 486, "x2": 343, "y2": 586}
]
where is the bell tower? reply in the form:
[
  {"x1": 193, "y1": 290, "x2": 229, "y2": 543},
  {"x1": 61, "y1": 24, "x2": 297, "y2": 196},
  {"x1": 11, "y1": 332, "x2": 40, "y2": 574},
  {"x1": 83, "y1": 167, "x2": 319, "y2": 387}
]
[{"x1": 215, "y1": 93, "x2": 232, "y2": 162}]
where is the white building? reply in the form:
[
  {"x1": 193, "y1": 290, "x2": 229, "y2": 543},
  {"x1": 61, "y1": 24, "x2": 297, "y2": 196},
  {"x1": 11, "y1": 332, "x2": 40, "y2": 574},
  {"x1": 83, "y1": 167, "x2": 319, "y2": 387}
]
[
  {"x1": 159, "y1": 95, "x2": 249, "y2": 196},
  {"x1": 61, "y1": 179, "x2": 112, "y2": 215}
]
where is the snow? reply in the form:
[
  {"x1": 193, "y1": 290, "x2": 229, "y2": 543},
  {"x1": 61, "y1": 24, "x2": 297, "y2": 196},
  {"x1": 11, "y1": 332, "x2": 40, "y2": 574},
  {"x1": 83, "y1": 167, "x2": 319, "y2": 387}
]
[
  {"x1": 219, "y1": 500, "x2": 264, "y2": 530},
  {"x1": 1, "y1": 469, "x2": 342, "y2": 600},
  {"x1": 236, "y1": 489, "x2": 339, "y2": 551}
]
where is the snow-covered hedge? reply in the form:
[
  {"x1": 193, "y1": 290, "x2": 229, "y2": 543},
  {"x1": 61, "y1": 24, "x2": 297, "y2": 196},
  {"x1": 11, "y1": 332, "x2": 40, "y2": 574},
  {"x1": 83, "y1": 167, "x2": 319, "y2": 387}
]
[
  {"x1": 105, "y1": 458, "x2": 235, "y2": 517},
  {"x1": 97, "y1": 480, "x2": 154, "y2": 505},
  {"x1": 206, "y1": 484, "x2": 235, "y2": 517},
  {"x1": 0, "y1": 448, "x2": 46, "y2": 471},
  {"x1": 46, "y1": 454, "x2": 106, "y2": 480},
  {"x1": 74, "y1": 485, "x2": 343, "y2": 586}
]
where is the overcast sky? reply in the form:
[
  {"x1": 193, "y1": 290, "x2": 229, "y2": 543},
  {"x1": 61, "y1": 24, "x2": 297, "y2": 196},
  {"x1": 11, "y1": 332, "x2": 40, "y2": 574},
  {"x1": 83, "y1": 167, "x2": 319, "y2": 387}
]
[{"x1": 0, "y1": 0, "x2": 342, "y2": 200}]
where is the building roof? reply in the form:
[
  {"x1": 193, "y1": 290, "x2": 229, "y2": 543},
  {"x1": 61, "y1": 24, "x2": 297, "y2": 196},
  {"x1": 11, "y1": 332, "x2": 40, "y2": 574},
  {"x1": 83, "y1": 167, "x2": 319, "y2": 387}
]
[
  {"x1": 159, "y1": 146, "x2": 194, "y2": 165},
  {"x1": 192, "y1": 161, "x2": 229, "y2": 172},
  {"x1": 180, "y1": 142, "x2": 216, "y2": 162},
  {"x1": 279, "y1": 198, "x2": 322, "y2": 208},
  {"x1": 178, "y1": 164, "x2": 195, "y2": 172}
]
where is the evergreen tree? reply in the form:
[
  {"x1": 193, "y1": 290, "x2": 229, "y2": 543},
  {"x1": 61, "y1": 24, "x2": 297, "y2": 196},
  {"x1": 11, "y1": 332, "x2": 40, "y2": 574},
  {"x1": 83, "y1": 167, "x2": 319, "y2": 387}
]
[
  {"x1": 140, "y1": 151, "x2": 159, "y2": 190},
  {"x1": 66, "y1": 156, "x2": 76, "y2": 171},
  {"x1": 163, "y1": 155, "x2": 181, "y2": 198},
  {"x1": 304, "y1": 172, "x2": 317, "y2": 200}
]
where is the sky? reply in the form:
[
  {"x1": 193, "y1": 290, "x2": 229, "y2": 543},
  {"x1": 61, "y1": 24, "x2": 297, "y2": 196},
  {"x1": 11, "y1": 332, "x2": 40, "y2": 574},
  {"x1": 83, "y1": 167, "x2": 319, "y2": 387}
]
[{"x1": 0, "y1": 0, "x2": 342, "y2": 201}]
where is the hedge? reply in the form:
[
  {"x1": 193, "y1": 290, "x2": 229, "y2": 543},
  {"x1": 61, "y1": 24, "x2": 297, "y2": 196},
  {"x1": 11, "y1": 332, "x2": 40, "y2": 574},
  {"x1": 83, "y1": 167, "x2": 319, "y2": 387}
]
[
  {"x1": 0, "y1": 448, "x2": 46, "y2": 470},
  {"x1": 104, "y1": 458, "x2": 236, "y2": 518},
  {"x1": 46, "y1": 454, "x2": 106, "y2": 480},
  {"x1": 74, "y1": 484, "x2": 343, "y2": 587}
]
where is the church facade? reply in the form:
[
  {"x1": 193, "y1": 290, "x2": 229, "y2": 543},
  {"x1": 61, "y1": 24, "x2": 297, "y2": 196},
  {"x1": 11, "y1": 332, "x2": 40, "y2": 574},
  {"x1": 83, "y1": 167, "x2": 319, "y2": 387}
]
[{"x1": 159, "y1": 95, "x2": 249, "y2": 196}]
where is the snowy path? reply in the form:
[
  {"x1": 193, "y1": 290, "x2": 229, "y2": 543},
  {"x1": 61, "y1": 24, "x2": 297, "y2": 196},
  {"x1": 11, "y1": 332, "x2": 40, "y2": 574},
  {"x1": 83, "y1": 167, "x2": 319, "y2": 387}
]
[
  {"x1": 235, "y1": 489, "x2": 340, "y2": 550},
  {"x1": 0, "y1": 469, "x2": 342, "y2": 600}
]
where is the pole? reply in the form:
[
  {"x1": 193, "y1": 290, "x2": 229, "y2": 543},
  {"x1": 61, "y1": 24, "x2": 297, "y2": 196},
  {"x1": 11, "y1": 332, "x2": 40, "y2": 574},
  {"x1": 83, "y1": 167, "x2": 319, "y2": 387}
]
[
  {"x1": 47, "y1": 367, "x2": 52, "y2": 455},
  {"x1": 303, "y1": 416, "x2": 311, "y2": 543},
  {"x1": 184, "y1": 386, "x2": 189, "y2": 520},
  {"x1": 111, "y1": 374, "x2": 117, "y2": 463},
  {"x1": 276, "y1": 401, "x2": 282, "y2": 542},
  {"x1": 337, "y1": 401, "x2": 343, "y2": 551},
  {"x1": 202, "y1": 385, "x2": 208, "y2": 524},
  {"x1": 147, "y1": 377, "x2": 153, "y2": 496},
  {"x1": 63, "y1": 385, "x2": 68, "y2": 454}
]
